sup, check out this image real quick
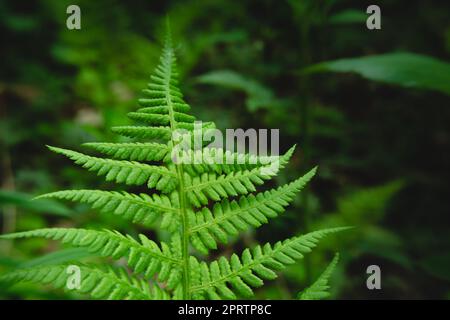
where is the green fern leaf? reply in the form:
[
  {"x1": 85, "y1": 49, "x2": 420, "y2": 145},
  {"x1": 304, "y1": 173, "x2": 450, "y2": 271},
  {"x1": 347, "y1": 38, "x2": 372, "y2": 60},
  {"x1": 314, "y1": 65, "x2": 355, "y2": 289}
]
[
  {"x1": 0, "y1": 264, "x2": 169, "y2": 300},
  {"x1": 48, "y1": 146, "x2": 178, "y2": 192},
  {"x1": 0, "y1": 228, "x2": 182, "y2": 289},
  {"x1": 110, "y1": 126, "x2": 173, "y2": 140},
  {"x1": 35, "y1": 190, "x2": 180, "y2": 230},
  {"x1": 187, "y1": 167, "x2": 317, "y2": 253},
  {"x1": 181, "y1": 145, "x2": 296, "y2": 176},
  {"x1": 189, "y1": 227, "x2": 350, "y2": 299},
  {"x1": 184, "y1": 149, "x2": 294, "y2": 207},
  {"x1": 127, "y1": 111, "x2": 196, "y2": 125},
  {"x1": 297, "y1": 253, "x2": 340, "y2": 300},
  {"x1": 1, "y1": 28, "x2": 350, "y2": 300},
  {"x1": 83, "y1": 142, "x2": 170, "y2": 162}
]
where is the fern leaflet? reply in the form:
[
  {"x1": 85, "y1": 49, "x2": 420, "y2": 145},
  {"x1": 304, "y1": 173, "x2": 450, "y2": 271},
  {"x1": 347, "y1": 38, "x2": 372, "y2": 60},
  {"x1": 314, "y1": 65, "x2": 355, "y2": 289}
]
[{"x1": 298, "y1": 253, "x2": 340, "y2": 300}]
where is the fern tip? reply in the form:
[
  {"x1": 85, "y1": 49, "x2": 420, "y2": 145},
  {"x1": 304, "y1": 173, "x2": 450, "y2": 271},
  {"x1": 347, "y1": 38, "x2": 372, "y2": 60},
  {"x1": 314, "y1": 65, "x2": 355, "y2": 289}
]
[{"x1": 31, "y1": 194, "x2": 45, "y2": 201}]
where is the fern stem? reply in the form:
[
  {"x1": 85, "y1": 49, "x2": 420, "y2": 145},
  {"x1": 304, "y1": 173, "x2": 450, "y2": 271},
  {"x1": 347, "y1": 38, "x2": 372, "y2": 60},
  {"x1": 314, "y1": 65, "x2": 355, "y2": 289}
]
[
  {"x1": 163, "y1": 41, "x2": 191, "y2": 299},
  {"x1": 177, "y1": 170, "x2": 191, "y2": 299},
  {"x1": 0, "y1": 149, "x2": 16, "y2": 254}
]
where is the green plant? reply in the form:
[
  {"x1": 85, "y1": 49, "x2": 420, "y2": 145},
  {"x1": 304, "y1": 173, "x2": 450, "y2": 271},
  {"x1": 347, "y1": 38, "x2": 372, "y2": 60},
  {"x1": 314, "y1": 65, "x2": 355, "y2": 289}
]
[
  {"x1": 297, "y1": 253, "x2": 339, "y2": 300},
  {"x1": 0, "y1": 32, "x2": 348, "y2": 300}
]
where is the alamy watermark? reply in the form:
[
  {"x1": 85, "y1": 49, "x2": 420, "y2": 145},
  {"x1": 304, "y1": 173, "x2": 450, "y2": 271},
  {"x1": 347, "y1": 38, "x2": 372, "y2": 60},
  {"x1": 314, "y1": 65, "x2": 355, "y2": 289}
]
[
  {"x1": 66, "y1": 5, "x2": 81, "y2": 30},
  {"x1": 366, "y1": 5, "x2": 381, "y2": 30},
  {"x1": 171, "y1": 121, "x2": 281, "y2": 174},
  {"x1": 66, "y1": 265, "x2": 81, "y2": 290},
  {"x1": 366, "y1": 264, "x2": 381, "y2": 290}
]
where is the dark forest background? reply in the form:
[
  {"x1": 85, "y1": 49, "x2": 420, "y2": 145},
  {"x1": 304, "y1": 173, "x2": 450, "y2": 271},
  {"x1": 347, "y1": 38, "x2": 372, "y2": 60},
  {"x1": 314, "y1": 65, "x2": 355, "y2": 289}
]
[{"x1": 1, "y1": 0, "x2": 449, "y2": 299}]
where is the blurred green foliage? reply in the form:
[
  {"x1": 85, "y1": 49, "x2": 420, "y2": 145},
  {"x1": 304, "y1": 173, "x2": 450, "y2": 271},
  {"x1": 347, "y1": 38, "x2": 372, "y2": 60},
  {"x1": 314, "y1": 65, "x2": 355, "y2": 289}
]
[
  {"x1": 305, "y1": 52, "x2": 450, "y2": 95},
  {"x1": 0, "y1": 0, "x2": 449, "y2": 299}
]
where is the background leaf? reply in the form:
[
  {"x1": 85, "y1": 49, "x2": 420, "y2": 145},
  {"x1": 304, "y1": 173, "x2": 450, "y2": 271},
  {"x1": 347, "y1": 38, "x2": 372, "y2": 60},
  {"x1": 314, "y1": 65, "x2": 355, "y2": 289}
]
[
  {"x1": 19, "y1": 248, "x2": 93, "y2": 268},
  {"x1": 196, "y1": 70, "x2": 287, "y2": 112},
  {"x1": 329, "y1": 9, "x2": 367, "y2": 25},
  {"x1": 0, "y1": 190, "x2": 72, "y2": 217},
  {"x1": 305, "y1": 53, "x2": 450, "y2": 95}
]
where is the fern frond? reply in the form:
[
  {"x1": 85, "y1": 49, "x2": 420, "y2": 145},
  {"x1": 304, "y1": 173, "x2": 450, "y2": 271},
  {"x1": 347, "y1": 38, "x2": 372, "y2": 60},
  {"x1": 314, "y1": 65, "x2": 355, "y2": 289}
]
[
  {"x1": 127, "y1": 111, "x2": 196, "y2": 126},
  {"x1": 2, "y1": 29, "x2": 350, "y2": 300},
  {"x1": 134, "y1": 104, "x2": 192, "y2": 117},
  {"x1": 48, "y1": 146, "x2": 177, "y2": 192},
  {"x1": 189, "y1": 227, "x2": 349, "y2": 299},
  {"x1": 298, "y1": 253, "x2": 340, "y2": 300},
  {"x1": 0, "y1": 264, "x2": 169, "y2": 300},
  {"x1": 35, "y1": 190, "x2": 180, "y2": 230},
  {"x1": 188, "y1": 167, "x2": 317, "y2": 253},
  {"x1": 183, "y1": 150, "x2": 294, "y2": 207},
  {"x1": 0, "y1": 228, "x2": 183, "y2": 289},
  {"x1": 110, "y1": 126, "x2": 172, "y2": 140},
  {"x1": 83, "y1": 142, "x2": 170, "y2": 162},
  {"x1": 181, "y1": 145, "x2": 296, "y2": 176},
  {"x1": 137, "y1": 102, "x2": 190, "y2": 113}
]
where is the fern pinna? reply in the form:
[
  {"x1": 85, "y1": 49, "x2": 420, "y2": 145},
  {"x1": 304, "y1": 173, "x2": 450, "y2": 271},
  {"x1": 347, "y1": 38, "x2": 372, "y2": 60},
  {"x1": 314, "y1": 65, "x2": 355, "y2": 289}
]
[{"x1": 0, "y1": 32, "x2": 348, "y2": 300}]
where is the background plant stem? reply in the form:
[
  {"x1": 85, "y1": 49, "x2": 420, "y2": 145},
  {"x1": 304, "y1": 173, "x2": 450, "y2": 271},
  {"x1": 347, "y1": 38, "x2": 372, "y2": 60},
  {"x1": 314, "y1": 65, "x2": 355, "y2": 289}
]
[{"x1": 1, "y1": 150, "x2": 16, "y2": 254}]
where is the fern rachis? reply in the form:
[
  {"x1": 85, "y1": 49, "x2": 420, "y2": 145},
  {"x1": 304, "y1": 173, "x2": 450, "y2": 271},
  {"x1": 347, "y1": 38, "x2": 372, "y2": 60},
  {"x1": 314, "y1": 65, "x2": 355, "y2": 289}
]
[{"x1": 0, "y1": 31, "x2": 348, "y2": 300}]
